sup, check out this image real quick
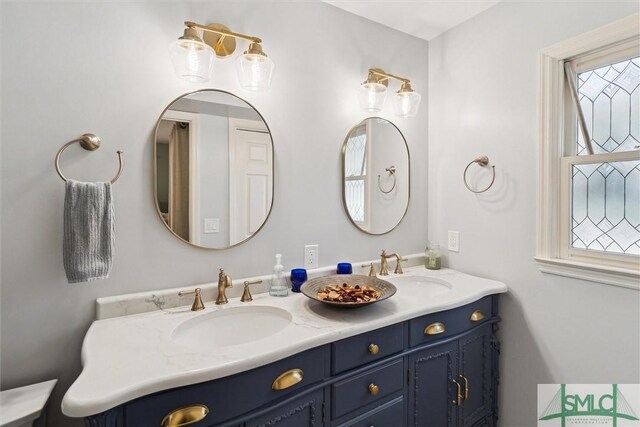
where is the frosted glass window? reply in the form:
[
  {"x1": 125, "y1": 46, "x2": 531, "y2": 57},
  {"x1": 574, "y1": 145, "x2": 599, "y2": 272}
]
[
  {"x1": 344, "y1": 126, "x2": 367, "y2": 223},
  {"x1": 576, "y1": 57, "x2": 640, "y2": 155},
  {"x1": 572, "y1": 160, "x2": 640, "y2": 255}
]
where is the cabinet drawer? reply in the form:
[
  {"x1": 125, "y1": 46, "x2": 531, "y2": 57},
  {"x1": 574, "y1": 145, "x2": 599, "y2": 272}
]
[
  {"x1": 336, "y1": 396, "x2": 404, "y2": 427},
  {"x1": 332, "y1": 323, "x2": 403, "y2": 374},
  {"x1": 409, "y1": 296, "x2": 493, "y2": 347},
  {"x1": 124, "y1": 345, "x2": 328, "y2": 427},
  {"x1": 331, "y1": 359, "x2": 404, "y2": 419}
]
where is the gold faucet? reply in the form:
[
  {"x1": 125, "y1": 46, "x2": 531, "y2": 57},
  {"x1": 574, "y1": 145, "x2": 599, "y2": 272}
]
[
  {"x1": 241, "y1": 279, "x2": 263, "y2": 302},
  {"x1": 379, "y1": 250, "x2": 404, "y2": 275},
  {"x1": 178, "y1": 287, "x2": 205, "y2": 311},
  {"x1": 215, "y1": 268, "x2": 233, "y2": 305}
]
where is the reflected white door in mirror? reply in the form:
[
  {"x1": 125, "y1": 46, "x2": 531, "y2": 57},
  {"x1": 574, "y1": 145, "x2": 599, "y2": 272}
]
[{"x1": 154, "y1": 89, "x2": 274, "y2": 249}]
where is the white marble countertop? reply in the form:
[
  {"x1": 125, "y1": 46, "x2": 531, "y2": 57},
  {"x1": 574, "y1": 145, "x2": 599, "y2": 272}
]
[
  {"x1": 1, "y1": 379, "x2": 57, "y2": 427},
  {"x1": 61, "y1": 266, "x2": 507, "y2": 418}
]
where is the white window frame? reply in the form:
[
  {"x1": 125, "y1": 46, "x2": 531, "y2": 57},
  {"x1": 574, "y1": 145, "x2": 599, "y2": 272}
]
[
  {"x1": 344, "y1": 123, "x2": 370, "y2": 228},
  {"x1": 536, "y1": 13, "x2": 640, "y2": 290}
]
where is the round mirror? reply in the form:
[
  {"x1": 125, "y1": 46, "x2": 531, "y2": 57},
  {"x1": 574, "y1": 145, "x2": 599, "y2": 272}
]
[
  {"x1": 341, "y1": 117, "x2": 409, "y2": 235},
  {"x1": 154, "y1": 89, "x2": 273, "y2": 249}
]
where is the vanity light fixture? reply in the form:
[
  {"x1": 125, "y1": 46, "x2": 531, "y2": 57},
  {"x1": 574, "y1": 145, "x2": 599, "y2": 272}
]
[
  {"x1": 169, "y1": 21, "x2": 274, "y2": 91},
  {"x1": 358, "y1": 68, "x2": 421, "y2": 118}
]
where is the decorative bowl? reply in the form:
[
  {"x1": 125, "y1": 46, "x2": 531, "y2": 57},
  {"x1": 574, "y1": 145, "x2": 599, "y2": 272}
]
[{"x1": 300, "y1": 274, "x2": 397, "y2": 308}]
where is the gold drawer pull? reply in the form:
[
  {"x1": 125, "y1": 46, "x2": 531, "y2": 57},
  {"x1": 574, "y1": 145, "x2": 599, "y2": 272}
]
[
  {"x1": 470, "y1": 310, "x2": 485, "y2": 322},
  {"x1": 424, "y1": 322, "x2": 445, "y2": 335},
  {"x1": 368, "y1": 383, "x2": 380, "y2": 395},
  {"x1": 161, "y1": 404, "x2": 209, "y2": 427},
  {"x1": 272, "y1": 368, "x2": 304, "y2": 390},
  {"x1": 460, "y1": 374, "x2": 469, "y2": 400},
  {"x1": 368, "y1": 343, "x2": 380, "y2": 355},
  {"x1": 452, "y1": 380, "x2": 463, "y2": 406}
]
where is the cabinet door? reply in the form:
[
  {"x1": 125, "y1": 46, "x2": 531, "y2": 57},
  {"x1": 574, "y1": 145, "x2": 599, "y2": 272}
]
[
  {"x1": 245, "y1": 389, "x2": 324, "y2": 427},
  {"x1": 408, "y1": 340, "x2": 458, "y2": 427},
  {"x1": 459, "y1": 324, "x2": 493, "y2": 427}
]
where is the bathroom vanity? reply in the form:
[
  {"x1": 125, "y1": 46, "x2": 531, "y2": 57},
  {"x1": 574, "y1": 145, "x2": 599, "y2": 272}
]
[{"x1": 63, "y1": 267, "x2": 507, "y2": 427}]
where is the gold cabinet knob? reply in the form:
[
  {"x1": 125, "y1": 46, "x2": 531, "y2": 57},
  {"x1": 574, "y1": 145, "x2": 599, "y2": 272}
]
[
  {"x1": 272, "y1": 368, "x2": 304, "y2": 390},
  {"x1": 424, "y1": 322, "x2": 446, "y2": 335},
  {"x1": 470, "y1": 310, "x2": 485, "y2": 322},
  {"x1": 161, "y1": 404, "x2": 209, "y2": 427},
  {"x1": 368, "y1": 343, "x2": 380, "y2": 355},
  {"x1": 368, "y1": 383, "x2": 380, "y2": 395}
]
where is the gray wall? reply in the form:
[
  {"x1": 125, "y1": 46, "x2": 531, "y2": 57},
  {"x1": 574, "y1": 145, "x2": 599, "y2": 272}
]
[
  {"x1": 428, "y1": 1, "x2": 639, "y2": 426},
  {"x1": 0, "y1": 2, "x2": 429, "y2": 425}
]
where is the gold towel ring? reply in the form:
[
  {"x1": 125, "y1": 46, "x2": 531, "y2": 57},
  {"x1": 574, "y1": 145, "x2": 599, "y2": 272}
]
[
  {"x1": 378, "y1": 166, "x2": 397, "y2": 194},
  {"x1": 55, "y1": 133, "x2": 123, "y2": 184},
  {"x1": 463, "y1": 156, "x2": 495, "y2": 193}
]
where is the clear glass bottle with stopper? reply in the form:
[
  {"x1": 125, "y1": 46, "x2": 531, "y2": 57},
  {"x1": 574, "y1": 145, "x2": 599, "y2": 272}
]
[
  {"x1": 269, "y1": 253, "x2": 289, "y2": 297},
  {"x1": 425, "y1": 241, "x2": 441, "y2": 270}
]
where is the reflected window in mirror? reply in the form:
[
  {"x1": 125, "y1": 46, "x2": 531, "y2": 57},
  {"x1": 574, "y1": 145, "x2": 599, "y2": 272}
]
[
  {"x1": 154, "y1": 89, "x2": 274, "y2": 250},
  {"x1": 344, "y1": 124, "x2": 368, "y2": 226},
  {"x1": 341, "y1": 118, "x2": 409, "y2": 235}
]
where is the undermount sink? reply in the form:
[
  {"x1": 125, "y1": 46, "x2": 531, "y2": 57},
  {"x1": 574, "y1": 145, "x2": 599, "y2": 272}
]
[
  {"x1": 172, "y1": 306, "x2": 292, "y2": 350},
  {"x1": 386, "y1": 275, "x2": 452, "y2": 296}
]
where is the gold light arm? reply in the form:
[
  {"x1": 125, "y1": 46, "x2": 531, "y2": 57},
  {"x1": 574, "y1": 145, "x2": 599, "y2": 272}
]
[
  {"x1": 368, "y1": 68, "x2": 410, "y2": 84},
  {"x1": 185, "y1": 21, "x2": 261, "y2": 44}
]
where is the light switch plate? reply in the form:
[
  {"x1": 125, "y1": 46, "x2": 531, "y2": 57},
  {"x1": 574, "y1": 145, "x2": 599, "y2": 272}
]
[
  {"x1": 448, "y1": 231, "x2": 460, "y2": 252},
  {"x1": 304, "y1": 244, "x2": 319, "y2": 269},
  {"x1": 204, "y1": 218, "x2": 220, "y2": 234}
]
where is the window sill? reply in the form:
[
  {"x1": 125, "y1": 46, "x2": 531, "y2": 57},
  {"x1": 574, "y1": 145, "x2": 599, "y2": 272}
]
[{"x1": 534, "y1": 257, "x2": 639, "y2": 290}]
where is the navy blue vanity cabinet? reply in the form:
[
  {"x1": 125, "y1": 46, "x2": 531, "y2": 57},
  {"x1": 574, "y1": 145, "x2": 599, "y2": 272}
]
[
  {"x1": 245, "y1": 389, "x2": 325, "y2": 427},
  {"x1": 84, "y1": 294, "x2": 500, "y2": 427},
  {"x1": 408, "y1": 296, "x2": 498, "y2": 427},
  {"x1": 121, "y1": 345, "x2": 329, "y2": 427}
]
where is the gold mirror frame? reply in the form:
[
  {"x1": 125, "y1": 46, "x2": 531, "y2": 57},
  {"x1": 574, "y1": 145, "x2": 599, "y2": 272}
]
[
  {"x1": 153, "y1": 89, "x2": 274, "y2": 250},
  {"x1": 341, "y1": 117, "x2": 410, "y2": 235}
]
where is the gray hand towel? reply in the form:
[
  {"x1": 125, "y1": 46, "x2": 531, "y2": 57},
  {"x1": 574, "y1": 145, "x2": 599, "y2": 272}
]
[{"x1": 63, "y1": 180, "x2": 114, "y2": 284}]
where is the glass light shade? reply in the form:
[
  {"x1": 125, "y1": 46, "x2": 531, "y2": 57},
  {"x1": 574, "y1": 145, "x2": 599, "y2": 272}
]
[
  {"x1": 358, "y1": 83, "x2": 387, "y2": 112},
  {"x1": 169, "y1": 39, "x2": 215, "y2": 83},
  {"x1": 393, "y1": 91, "x2": 421, "y2": 118},
  {"x1": 236, "y1": 54, "x2": 274, "y2": 91}
]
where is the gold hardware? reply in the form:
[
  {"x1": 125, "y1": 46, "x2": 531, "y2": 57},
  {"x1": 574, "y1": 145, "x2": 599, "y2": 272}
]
[
  {"x1": 379, "y1": 250, "x2": 404, "y2": 276},
  {"x1": 368, "y1": 383, "x2": 380, "y2": 395},
  {"x1": 452, "y1": 380, "x2": 463, "y2": 405},
  {"x1": 178, "y1": 288, "x2": 205, "y2": 311},
  {"x1": 463, "y1": 156, "x2": 496, "y2": 194},
  {"x1": 394, "y1": 254, "x2": 404, "y2": 274},
  {"x1": 215, "y1": 268, "x2": 233, "y2": 305},
  {"x1": 470, "y1": 310, "x2": 485, "y2": 322},
  {"x1": 55, "y1": 134, "x2": 124, "y2": 184},
  {"x1": 161, "y1": 404, "x2": 209, "y2": 427},
  {"x1": 368, "y1": 343, "x2": 379, "y2": 355},
  {"x1": 364, "y1": 68, "x2": 411, "y2": 88},
  {"x1": 182, "y1": 21, "x2": 265, "y2": 58},
  {"x1": 460, "y1": 374, "x2": 469, "y2": 400},
  {"x1": 368, "y1": 263, "x2": 377, "y2": 277},
  {"x1": 241, "y1": 279, "x2": 262, "y2": 302},
  {"x1": 378, "y1": 166, "x2": 397, "y2": 194},
  {"x1": 424, "y1": 322, "x2": 446, "y2": 335},
  {"x1": 272, "y1": 369, "x2": 304, "y2": 390},
  {"x1": 361, "y1": 262, "x2": 377, "y2": 277}
]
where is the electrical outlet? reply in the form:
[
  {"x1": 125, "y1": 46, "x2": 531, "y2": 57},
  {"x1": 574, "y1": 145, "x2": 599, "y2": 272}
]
[
  {"x1": 448, "y1": 231, "x2": 460, "y2": 252},
  {"x1": 304, "y1": 244, "x2": 319, "y2": 269}
]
